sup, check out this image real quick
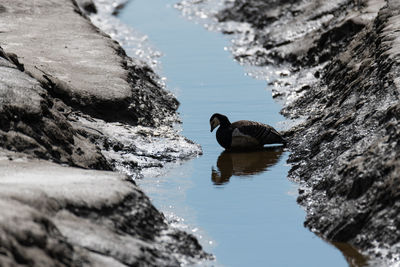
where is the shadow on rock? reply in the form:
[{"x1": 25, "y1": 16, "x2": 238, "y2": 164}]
[{"x1": 211, "y1": 146, "x2": 284, "y2": 185}]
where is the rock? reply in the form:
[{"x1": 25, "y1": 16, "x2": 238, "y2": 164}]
[
  {"x1": 0, "y1": 151, "x2": 209, "y2": 265},
  {"x1": 70, "y1": 115, "x2": 202, "y2": 177},
  {"x1": 0, "y1": 0, "x2": 201, "y2": 171},
  {"x1": 286, "y1": 1, "x2": 400, "y2": 261},
  {"x1": 0, "y1": 46, "x2": 109, "y2": 169},
  {"x1": 0, "y1": 0, "x2": 177, "y2": 127},
  {"x1": 216, "y1": 0, "x2": 384, "y2": 67}
]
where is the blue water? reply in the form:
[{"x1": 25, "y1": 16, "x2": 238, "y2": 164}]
[{"x1": 119, "y1": 1, "x2": 348, "y2": 266}]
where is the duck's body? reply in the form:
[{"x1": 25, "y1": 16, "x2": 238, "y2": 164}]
[{"x1": 210, "y1": 113, "x2": 286, "y2": 150}]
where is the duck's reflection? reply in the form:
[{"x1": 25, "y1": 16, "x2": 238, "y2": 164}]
[
  {"x1": 332, "y1": 242, "x2": 368, "y2": 267},
  {"x1": 211, "y1": 147, "x2": 284, "y2": 185}
]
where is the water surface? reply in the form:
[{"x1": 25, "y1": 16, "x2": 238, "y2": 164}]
[{"x1": 119, "y1": 1, "x2": 348, "y2": 266}]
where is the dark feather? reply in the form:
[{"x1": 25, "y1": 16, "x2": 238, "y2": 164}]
[{"x1": 232, "y1": 120, "x2": 284, "y2": 145}]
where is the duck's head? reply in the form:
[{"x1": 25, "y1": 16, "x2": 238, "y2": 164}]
[{"x1": 210, "y1": 113, "x2": 230, "y2": 132}]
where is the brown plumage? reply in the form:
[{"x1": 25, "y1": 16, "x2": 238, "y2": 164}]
[{"x1": 210, "y1": 113, "x2": 286, "y2": 150}]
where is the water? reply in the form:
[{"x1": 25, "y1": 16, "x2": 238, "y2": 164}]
[{"x1": 118, "y1": 1, "x2": 348, "y2": 266}]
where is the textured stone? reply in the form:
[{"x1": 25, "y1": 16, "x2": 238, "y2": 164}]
[
  {"x1": 0, "y1": 151, "x2": 210, "y2": 266},
  {"x1": 0, "y1": 46, "x2": 109, "y2": 169},
  {"x1": 0, "y1": 0, "x2": 177, "y2": 126}
]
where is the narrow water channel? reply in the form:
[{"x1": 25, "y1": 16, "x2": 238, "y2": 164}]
[{"x1": 118, "y1": 1, "x2": 348, "y2": 266}]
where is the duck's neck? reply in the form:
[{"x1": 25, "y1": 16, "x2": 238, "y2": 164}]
[{"x1": 219, "y1": 116, "x2": 231, "y2": 128}]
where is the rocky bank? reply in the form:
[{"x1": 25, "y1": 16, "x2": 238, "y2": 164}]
[
  {"x1": 0, "y1": 0, "x2": 208, "y2": 265},
  {"x1": 187, "y1": 0, "x2": 400, "y2": 265}
]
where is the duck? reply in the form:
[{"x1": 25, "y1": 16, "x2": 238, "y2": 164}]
[{"x1": 209, "y1": 113, "x2": 286, "y2": 150}]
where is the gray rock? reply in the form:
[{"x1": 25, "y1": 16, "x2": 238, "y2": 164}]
[
  {"x1": 0, "y1": 0, "x2": 177, "y2": 127},
  {"x1": 0, "y1": 46, "x2": 109, "y2": 169},
  {"x1": 0, "y1": 151, "x2": 209, "y2": 266},
  {"x1": 217, "y1": 0, "x2": 373, "y2": 67},
  {"x1": 285, "y1": 1, "x2": 400, "y2": 262}
]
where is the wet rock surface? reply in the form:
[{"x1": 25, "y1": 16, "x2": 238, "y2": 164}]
[
  {"x1": 1, "y1": 0, "x2": 177, "y2": 127},
  {"x1": 0, "y1": 47, "x2": 110, "y2": 170},
  {"x1": 208, "y1": 0, "x2": 400, "y2": 264},
  {"x1": 0, "y1": 151, "x2": 208, "y2": 266},
  {"x1": 0, "y1": 0, "x2": 207, "y2": 265}
]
